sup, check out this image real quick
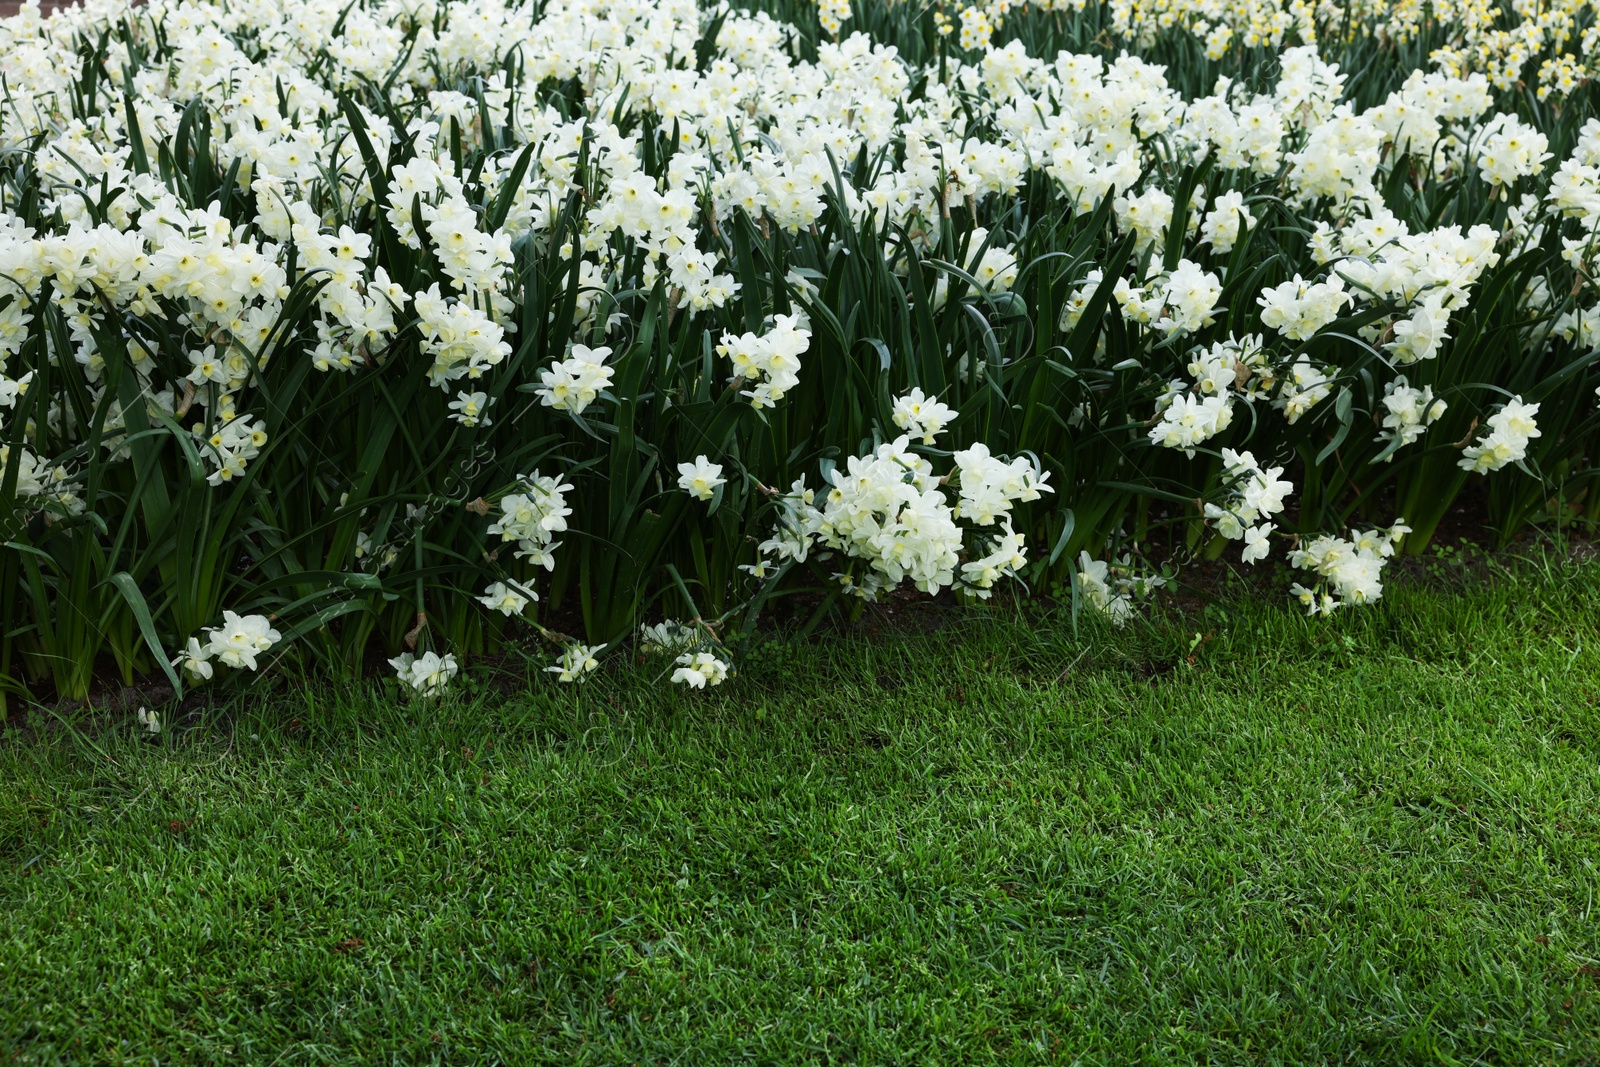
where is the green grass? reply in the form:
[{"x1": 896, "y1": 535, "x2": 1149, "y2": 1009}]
[{"x1": 4, "y1": 554, "x2": 1600, "y2": 1064}]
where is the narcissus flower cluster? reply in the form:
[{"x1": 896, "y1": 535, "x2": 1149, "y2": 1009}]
[{"x1": 1, "y1": 0, "x2": 1592, "y2": 708}]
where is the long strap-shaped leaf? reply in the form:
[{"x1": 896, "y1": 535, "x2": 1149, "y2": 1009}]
[{"x1": 108, "y1": 572, "x2": 183, "y2": 699}]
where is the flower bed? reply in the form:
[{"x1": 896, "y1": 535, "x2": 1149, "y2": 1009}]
[{"x1": 1, "y1": 0, "x2": 1597, "y2": 702}]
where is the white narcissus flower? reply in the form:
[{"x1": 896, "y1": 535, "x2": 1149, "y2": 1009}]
[
  {"x1": 389, "y1": 651, "x2": 459, "y2": 695},
  {"x1": 1387, "y1": 299, "x2": 1451, "y2": 364},
  {"x1": 547, "y1": 643, "x2": 604, "y2": 683},
  {"x1": 136, "y1": 707, "x2": 160, "y2": 734},
  {"x1": 204, "y1": 611, "x2": 281, "y2": 671},
  {"x1": 478, "y1": 580, "x2": 535, "y2": 616},
  {"x1": 487, "y1": 472, "x2": 574, "y2": 570},
  {"x1": 536, "y1": 345, "x2": 614, "y2": 415},
  {"x1": 1113, "y1": 187, "x2": 1174, "y2": 252},
  {"x1": 1076, "y1": 551, "x2": 1132, "y2": 626},
  {"x1": 175, "y1": 637, "x2": 214, "y2": 681},
  {"x1": 1287, "y1": 525, "x2": 1404, "y2": 612},
  {"x1": 1149, "y1": 392, "x2": 1234, "y2": 455},
  {"x1": 1378, "y1": 377, "x2": 1447, "y2": 455},
  {"x1": 1460, "y1": 396, "x2": 1541, "y2": 473},
  {"x1": 448, "y1": 390, "x2": 493, "y2": 427},
  {"x1": 951, "y1": 443, "x2": 1053, "y2": 525},
  {"x1": 1205, "y1": 451, "x2": 1294, "y2": 552},
  {"x1": 186, "y1": 345, "x2": 231, "y2": 386},
  {"x1": 640, "y1": 620, "x2": 698, "y2": 653},
  {"x1": 959, "y1": 523, "x2": 1028, "y2": 596},
  {"x1": 0, "y1": 371, "x2": 32, "y2": 409},
  {"x1": 1155, "y1": 260, "x2": 1223, "y2": 336},
  {"x1": 892, "y1": 388, "x2": 957, "y2": 444},
  {"x1": 1476, "y1": 115, "x2": 1551, "y2": 188},
  {"x1": 1241, "y1": 523, "x2": 1272, "y2": 564},
  {"x1": 1257, "y1": 275, "x2": 1349, "y2": 341},
  {"x1": 677, "y1": 456, "x2": 726, "y2": 501},
  {"x1": 716, "y1": 313, "x2": 810, "y2": 408},
  {"x1": 1199, "y1": 190, "x2": 1256, "y2": 254},
  {"x1": 1275, "y1": 357, "x2": 1336, "y2": 424},
  {"x1": 672, "y1": 651, "x2": 729, "y2": 688},
  {"x1": 1290, "y1": 583, "x2": 1338, "y2": 616}
]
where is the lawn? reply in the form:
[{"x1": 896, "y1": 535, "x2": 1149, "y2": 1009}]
[{"x1": 3, "y1": 555, "x2": 1600, "y2": 1065}]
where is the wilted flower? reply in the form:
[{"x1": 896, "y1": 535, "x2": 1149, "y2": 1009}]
[
  {"x1": 640, "y1": 620, "x2": 699, "y2": 653},
  {"x1": 1076, "y1": 551, "x2": 1132, "y2": 626}
]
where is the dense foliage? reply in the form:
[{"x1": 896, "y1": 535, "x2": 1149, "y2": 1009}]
[{"x1": 3, "y1": 0, "x2": 1600, "y2": 702}]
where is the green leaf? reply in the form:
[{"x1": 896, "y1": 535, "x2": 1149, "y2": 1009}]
[{"x1": 107, "y1": 572, "x2": 183, "y2": 699}]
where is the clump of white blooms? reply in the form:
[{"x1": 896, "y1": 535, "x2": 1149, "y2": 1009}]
[
  {"x1": 1460, "y1": 397, "x2": 1541, "y2": 473},
  {"x1": 208, "y1": 612, "x2": 284, "y2": 670},
  {"x1": 174, "y1": 611, "x2": 283, "y2": 681},
  {"x1": 1076, "y1": 551, "x2": 1166, "y2": 626},
  {"x1": 952, "y1": 443, "x2": 1053, "y2": 524},
  {"x1": 198, "y1": 414, "x2": 269, "y2": 487},
  {"x1": 1378, "y1": 378, "x2": 1448, "y2": 456},
  {"x1": 1205, "y1": 450, "x2": 1295, "y2": 564},
  {"x1": 1258, "y1": 276, "x2": 1350, "y2": 341},
  {"x1": 1149, "y1": 335, "x2": 1285, "y2": 457},
  {"x1": 958, "y1": 5, "x2": 993, "y2": 51},
  {"x1": 1116, "y1": 260, "x2": 1223, "y2": 338},
  {"x1": 548, "y1": 643, "x2": 605, "y2": 683},
  {"x1": 1274, "y1": 357, "x2": 1338, "y2": 425},
  {"x1": 537, "y1": 345, "x2": 614, "y2": 416},
  {"x1": 7, "y1": 0, "x2": 1599, "y2": 706},
  {"x1": 1114, "y1": 188, "x2": 1176, "y2": 253},
  {"x1": 415, "y1": 285, "x2": 511, "y2": 389},
  {"x1": 814, "y1": 437, "x2": 965, "y2": 597},
  {"x1": 487, "y1": 472, "x2": 574, "y2": 571},
  {"x1": 640, "y1": 620, "x2": 699, "y2": 653},
  {"x1": 892, "y1": 389, "x2": 958, "y2": 444},
  {"x1": 1149, "y1": 392, "x2": 1234, "y2": 457},
  {"x1": 389, "y1": 651, "x2": 460, "y2": 696},
  {"x1": 744, "y1": 419, "x2": 1052, "y2": 601},
  {"x1": 672, "y1": 651, "x2": 730, "y2": 688},
  {"x1": 1474, "y1": 115, "x2": 1552, "y2": 189},
  {"x1": 1199, "y1": 191, "x2": 1257, "y2": 254},
  {"x1": 478, "y1": 580, "x2": 536, "y2": 616},
  {"x1": 718, "y1": 314, "x2": 810, "y2": 408},
  {"x1": 818, "y1": 0, "x2": 851, "y2": 36},
  {"x1": 1289, "y1": 522, "x2": 1411, "y2": 615}
]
